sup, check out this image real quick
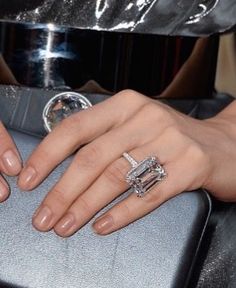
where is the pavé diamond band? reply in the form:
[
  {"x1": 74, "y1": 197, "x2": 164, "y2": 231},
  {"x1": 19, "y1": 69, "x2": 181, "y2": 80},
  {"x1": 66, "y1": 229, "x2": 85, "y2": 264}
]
[{"x1": 123, "y1": 152, "x2": 167, "y2": 197}]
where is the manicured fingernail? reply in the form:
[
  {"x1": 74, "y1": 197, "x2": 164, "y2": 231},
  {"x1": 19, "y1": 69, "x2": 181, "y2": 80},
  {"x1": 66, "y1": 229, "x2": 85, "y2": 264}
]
[
  {"x1": 19, "y1": 166, "x2": 37, "y2": 189},
  {"x1": 93, "y1": 215, "x2": 114, "y2": 235},
  {"x1": 55, "y1": 213, "x2": 76, "y2": 236},
  {"x1": 0, "y1": 180, "x2": 9, "y2": 202},
  {"x1": 2, "y1": 150, "x2": 22, "y2": 175},
  {"x1": 33, "y1": 206, "x2": 53, "y2": 231}
]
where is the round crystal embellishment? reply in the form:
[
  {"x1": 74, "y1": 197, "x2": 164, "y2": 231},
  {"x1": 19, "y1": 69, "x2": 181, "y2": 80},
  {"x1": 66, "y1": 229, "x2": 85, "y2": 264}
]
[{"x1": 43, "y1": 91, "x2": 92, "y2": 132}]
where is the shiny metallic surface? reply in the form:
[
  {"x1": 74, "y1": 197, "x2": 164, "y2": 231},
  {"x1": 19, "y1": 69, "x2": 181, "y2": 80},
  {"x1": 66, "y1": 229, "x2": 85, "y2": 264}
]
[
  {"x1": 123, "y1": 154, "x2": 167, "y2": 197},
  {"x1": 186, "y1": 0, "x2": 220, "y2": 25},
  {"x1": 0, "y1": 21, "x2": 219, "y2": 97},
  {"x1": 0, "y1": 85, "x2": 110, "y2": 137},
  {"x1": 127, "y1": 158, "x2": 166, "y2": 198},
  {"x1": 0, "y1": 0, "x2": 235, "y2": 36},
  {"x1": 43, "y1": 91, "x2": 92, "y2": 132}
]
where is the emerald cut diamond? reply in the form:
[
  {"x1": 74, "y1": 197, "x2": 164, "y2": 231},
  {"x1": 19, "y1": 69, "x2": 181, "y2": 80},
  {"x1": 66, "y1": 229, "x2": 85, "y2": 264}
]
[{"x1": 125, "y1": 156, "x2": 166, "y2": 197}]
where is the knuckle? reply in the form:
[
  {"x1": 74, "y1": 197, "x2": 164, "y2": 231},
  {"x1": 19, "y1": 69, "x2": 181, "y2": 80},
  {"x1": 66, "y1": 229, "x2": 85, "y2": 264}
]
[
  {"x1": 117, "y1": 89, "x2": 138, "y2": 98},
  {"x1": 55, "y1": 110, "x2": 90, "y2": 143},
  {"x1": 119, "y1": 201, "x2": 132, "y2": 220},
  {"x1": 141, "y1": 102, "x2": 156, "y2": 114},
  {"x1": 104, "y1": 160, "x2": 128, "y2": 187},
  {"x1": 75, "y1": 144, "x2": 101, "y2": 169},
  {"x1": 60, "y1": 107, "x2": 93, "y2": 132},
  {"x1": 116, "y1": 89, "x2": 148, "y2": 104},
  {"x1": 164, "y1": 125, "x2": 188, "y2": 145},
  {"x1": 186, "y1": 142, "x2": 207, "y2": 164},
  {"x1": 77, "y1": 197, "x2": 94, "y2": 217},
  {"x1": 29, "y1": 147, "x2": 51, "y2": 169},
  {"x1": 165, "y1": 125, "x2": 182, "y2": 139},
  {"x1": 47, "y1": 187, "x2": 69, "y2": 207},
  {"x1": 60, "y1": 112, "x2": 82, "y2": 130},
  {"x1": 141, "y1": 102, "x2": 171, "y2": 121}
]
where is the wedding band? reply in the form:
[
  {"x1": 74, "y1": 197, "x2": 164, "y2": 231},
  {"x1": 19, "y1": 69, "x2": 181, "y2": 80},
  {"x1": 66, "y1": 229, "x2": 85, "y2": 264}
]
[{"x1": 123, "y1": 152, "x2": 166, "y2": 197}]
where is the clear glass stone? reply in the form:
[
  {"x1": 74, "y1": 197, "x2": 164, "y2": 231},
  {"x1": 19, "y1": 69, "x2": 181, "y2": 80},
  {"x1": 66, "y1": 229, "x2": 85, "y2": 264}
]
[
  {"x1": 126, "y1": 157, "x2": 166, "y2": 197},
  {"x1": 43, "y1": 92, "x2": 92, "y2": 132}
]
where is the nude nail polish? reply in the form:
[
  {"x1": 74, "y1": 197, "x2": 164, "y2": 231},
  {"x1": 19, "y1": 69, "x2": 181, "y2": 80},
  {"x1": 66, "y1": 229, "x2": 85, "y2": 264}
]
[
  {"x1": 33, "y1": 206, "x2": 53, "y2": 231},
  {"x1": 2, "y1": 150, "x2": 22, "y2": 175},
  {"x1": 93, "y1": 215, "x2": 114, "y2": 234},
  {"x1": 55, "y1": 213, "x2": 76, "y2": 236},
  {"x1": 19, "y1": 166, "x2": 37, "y2": 189}
]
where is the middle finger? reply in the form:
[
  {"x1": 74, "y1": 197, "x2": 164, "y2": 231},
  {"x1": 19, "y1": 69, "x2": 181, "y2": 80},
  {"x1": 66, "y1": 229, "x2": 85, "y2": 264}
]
[{"x1": 31, "y1": 113, "x2": 159, "y2": 232}]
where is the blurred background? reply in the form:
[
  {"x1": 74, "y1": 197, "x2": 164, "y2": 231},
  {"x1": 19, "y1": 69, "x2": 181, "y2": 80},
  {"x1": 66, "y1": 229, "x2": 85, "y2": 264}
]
[{"x1": 0, "y1": 21, "x2": 218, "y2": 98}]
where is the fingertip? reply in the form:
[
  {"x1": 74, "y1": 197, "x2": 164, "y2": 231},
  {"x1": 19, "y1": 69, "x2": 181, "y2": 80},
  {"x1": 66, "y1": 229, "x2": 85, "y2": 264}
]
[
  {"x1": 32, "y1": 219, "x2": 52, "y2": 233},
  {"x1": 91, "y1": 225, "x2": 109, "y2": 236},
  {"x1": 18, "y1": 166, "x2": 37, "y2": 191},
  {"x1": 54, "y1": 213, "x2": 77, "y2": 237},
  {"x1": 32, "y1": 205, "x2": 53, "y2": 232},
  {"x1": 92, "y1": 214, "x2": 114, "y2": 235},
  {"x1": 1, "y1": 149, "x2": 22, "y2": 176},
  {"x1": 53, "y1": 228, "x2": 75, "y2": 238}
]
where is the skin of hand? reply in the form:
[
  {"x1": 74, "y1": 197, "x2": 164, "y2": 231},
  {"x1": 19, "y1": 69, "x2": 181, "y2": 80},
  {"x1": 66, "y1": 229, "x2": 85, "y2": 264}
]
[
  {"x1": 17, "y1": 90, "x2": 236, "y2": 237},
  {"x1": 0, "y1": 122, "x2": 22, "y2": 202}
]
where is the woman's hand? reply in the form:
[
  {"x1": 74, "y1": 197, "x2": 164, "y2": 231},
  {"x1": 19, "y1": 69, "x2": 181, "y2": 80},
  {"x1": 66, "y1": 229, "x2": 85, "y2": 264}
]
[
  {"x1": 0, "y1": 122, "x2": 22, "y2": 202},
  {"x1": 17, "y1": 90, "x2": 236, "y2": 237}
]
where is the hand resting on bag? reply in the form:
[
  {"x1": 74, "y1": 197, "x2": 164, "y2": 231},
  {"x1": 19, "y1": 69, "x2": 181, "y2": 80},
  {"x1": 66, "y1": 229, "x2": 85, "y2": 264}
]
[{"x1": 16, "y1": 90, "x2": 236, "y2": 237}]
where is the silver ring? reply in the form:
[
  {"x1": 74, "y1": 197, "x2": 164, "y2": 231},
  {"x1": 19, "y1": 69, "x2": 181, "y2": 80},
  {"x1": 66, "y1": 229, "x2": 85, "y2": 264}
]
[
  {"x1": 123, "y1": 152, "x2": 167, "y2": 197},
  {"x1": 43, "y1": 91, "x2": 92, "y2": 133}
]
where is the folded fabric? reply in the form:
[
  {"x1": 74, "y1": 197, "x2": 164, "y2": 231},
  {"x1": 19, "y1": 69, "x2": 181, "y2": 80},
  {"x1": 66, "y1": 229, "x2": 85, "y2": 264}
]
[{"x1": 0, "y1": 0, "x2": 236, "y2": 36}]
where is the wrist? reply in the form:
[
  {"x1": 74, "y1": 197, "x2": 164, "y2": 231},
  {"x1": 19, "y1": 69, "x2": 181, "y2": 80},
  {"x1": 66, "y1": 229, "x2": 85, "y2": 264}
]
[{"x1": 205, "y1": 102, "x2": 236, "y2": 137}]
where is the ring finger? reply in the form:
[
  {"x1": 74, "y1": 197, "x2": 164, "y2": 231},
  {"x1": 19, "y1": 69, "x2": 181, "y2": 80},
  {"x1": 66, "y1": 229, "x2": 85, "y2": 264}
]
[
  {"x1": 32, "y1": 119, "x2": 155, "y2": 232},
  {"x1": 53, "y1": 139, "x2": 186, "y2": 237},
  {"x1": 31, "y1": 107, "x2": 173, "y2": 233}
]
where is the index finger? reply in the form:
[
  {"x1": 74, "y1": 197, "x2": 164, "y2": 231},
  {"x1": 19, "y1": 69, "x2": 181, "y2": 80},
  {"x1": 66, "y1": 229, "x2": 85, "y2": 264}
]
[
  {"x1": 18, "y1": 90, "x2": 148, "y2": 191},
  {"x1": 0, "y1": 122, "x2": 22, "y2": 176}
]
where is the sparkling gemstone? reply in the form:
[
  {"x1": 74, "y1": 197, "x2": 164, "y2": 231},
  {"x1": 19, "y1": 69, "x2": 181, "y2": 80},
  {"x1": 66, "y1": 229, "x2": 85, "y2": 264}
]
[
  {"x1": 126, "y1": 157, "x2": 166, "y2": 197},
  {"x1": 43, "y1": 92, "x2": 92, "y2": 132}
]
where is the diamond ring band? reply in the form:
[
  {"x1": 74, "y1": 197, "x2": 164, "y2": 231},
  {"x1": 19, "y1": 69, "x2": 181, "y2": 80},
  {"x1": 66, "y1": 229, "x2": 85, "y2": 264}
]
[{"x1": 123, "y1": 152, "x2": 166, "y2": 197}]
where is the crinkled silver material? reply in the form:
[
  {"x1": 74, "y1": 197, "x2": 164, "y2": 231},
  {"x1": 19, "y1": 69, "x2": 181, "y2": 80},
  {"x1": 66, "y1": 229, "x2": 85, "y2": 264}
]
[{"x1": 0, "y1": 0, "x2": 236, "y2": 36}]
